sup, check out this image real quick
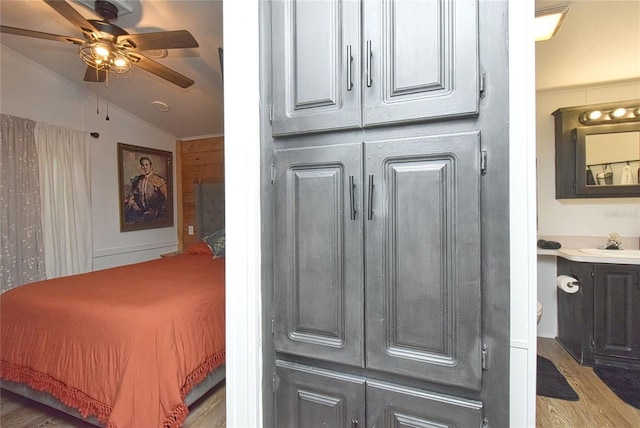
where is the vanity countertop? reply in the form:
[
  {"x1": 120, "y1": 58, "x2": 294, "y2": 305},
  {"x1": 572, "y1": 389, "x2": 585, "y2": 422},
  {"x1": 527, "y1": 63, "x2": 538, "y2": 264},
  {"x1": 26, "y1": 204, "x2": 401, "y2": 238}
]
[{"x1": 538, "y1": 248, "x2": 640, "y2": 265}]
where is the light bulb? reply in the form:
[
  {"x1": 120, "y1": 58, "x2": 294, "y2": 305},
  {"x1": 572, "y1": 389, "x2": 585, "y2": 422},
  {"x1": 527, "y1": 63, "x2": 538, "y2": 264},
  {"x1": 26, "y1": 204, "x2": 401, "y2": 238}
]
[
  {"x1": 94, "y1": 45, "x2": 110, "y2": 58},
  {"x1": 610, "y1": 107, "x2": 626, "y2": 118},
  {"x1": 114, "y1": 57, "x2": 127, "y2": 67},
  {"x1": 588, "y1": 110, "x2": 602, "y2": 120}
]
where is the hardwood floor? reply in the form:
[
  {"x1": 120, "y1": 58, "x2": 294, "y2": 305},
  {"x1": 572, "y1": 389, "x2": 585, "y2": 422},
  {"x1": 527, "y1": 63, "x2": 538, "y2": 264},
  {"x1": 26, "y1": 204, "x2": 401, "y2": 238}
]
[
  {"x1": 0, "y1": 382, "x2": 225, "y2": 427},
  {"x1": 537, "y1": 337, "x2": 640, "y2": 427}
]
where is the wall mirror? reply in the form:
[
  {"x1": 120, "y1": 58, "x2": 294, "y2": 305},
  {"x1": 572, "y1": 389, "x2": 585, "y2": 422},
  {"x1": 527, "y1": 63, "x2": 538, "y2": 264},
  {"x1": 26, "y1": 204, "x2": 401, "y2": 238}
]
[{"x1": 553, "y1": 100, "x2": 640, "y2": 199}]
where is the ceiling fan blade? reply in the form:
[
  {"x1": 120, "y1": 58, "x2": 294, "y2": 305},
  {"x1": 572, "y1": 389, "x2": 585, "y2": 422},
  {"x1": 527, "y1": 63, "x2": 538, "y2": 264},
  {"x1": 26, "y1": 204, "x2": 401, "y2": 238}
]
[
  {"x1": 118, "y1": 30, "x2": 199, "y2": 51},
  {"x1": 0, "y1": 25, "x2": 84, "y2": 45},
  {"x1": 83, "y1": 66, "x2": 106, "y2": 83},
  {"x1": 129, "y1": 53, "x2": 195, "y2": 88},
  {"x1": 44, "y1": 0, "x2": 100, "y2": 35}
]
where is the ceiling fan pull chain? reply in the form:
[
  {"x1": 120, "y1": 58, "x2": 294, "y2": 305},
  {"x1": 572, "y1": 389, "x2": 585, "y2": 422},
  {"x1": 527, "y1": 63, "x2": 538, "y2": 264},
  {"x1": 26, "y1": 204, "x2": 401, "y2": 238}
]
[
  {"x1": 96, "y1": 67, "x2": 100, "y2": 115},
  {"x1": 105, "y1": 71, "x2": 110, "y2": 121}
]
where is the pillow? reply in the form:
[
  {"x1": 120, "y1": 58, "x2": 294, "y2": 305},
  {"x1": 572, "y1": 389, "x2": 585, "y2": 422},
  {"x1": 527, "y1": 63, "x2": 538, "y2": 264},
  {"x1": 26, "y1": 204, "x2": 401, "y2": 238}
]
[
  {"x1": 203, "y1": 228, "x2": 225, "y2": 258},
  {"x1": 183, "y1": 241, "x2": 213, "y2": 256}
]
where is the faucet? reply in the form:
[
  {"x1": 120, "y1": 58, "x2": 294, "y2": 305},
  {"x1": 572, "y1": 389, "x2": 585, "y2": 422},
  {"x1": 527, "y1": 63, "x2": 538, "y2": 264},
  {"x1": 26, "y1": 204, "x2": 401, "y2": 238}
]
[{"x1": 603, "y1": 232, "x2": 622, "y2": 250}]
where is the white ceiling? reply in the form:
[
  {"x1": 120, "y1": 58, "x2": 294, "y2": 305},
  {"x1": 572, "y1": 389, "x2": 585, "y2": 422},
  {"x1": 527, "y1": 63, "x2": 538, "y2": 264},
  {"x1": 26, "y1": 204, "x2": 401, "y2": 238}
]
[
  {"x1": 536, "y1": 0, "x2": 640, "y2": 90},
  {"x1": 0, "y1": 0, "x2": 223, "y2": 140}
]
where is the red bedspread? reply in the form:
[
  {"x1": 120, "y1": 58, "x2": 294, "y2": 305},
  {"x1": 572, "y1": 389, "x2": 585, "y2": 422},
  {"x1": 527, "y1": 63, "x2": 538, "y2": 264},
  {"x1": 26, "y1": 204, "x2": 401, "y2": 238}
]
[{"x1": 0, "y1": 255, "x2": 225, "y2": 428}]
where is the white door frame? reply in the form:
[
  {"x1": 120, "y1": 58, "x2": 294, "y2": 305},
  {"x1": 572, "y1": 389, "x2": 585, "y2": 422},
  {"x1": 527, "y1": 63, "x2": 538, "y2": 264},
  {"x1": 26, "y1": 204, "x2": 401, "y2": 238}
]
[{"x1": 223, "y1": 1, "x2": 537, "y2": 426}]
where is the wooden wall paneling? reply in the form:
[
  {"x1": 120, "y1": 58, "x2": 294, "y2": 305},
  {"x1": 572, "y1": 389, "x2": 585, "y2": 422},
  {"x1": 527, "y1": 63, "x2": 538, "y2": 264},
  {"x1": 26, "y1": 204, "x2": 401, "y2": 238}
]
[
  {"x1": 177, "y1": 139, "x2": 185, "y2": 250},
  {"x1": 177, "y1": 136, "x2": 225, "y2": 249}
]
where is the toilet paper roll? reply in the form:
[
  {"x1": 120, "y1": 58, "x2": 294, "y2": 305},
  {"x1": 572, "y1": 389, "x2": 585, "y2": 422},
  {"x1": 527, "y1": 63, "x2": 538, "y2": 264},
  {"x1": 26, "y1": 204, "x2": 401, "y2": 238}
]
[{"x1": 556, "y1": 275, "x2": 579, "y2": 294}]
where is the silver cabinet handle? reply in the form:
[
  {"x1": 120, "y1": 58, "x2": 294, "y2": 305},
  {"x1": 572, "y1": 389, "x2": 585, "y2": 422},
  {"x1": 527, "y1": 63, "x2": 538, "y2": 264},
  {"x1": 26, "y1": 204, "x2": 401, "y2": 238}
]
[
  {"x1": 346, "y1": 44, "x2": 353, "y2": 91},
  {"x1": 367, "y1": 174, "x2": 374, "y2": 220},
  {"x1": 349, "y1": 175, "x2": 356, "y2": 220},
  {"x1": 366, "y1": 40, "x2": 372, "y2": 87},
  {"x1": 351, "y1": 419, "x2": 359, "y2": 428}
]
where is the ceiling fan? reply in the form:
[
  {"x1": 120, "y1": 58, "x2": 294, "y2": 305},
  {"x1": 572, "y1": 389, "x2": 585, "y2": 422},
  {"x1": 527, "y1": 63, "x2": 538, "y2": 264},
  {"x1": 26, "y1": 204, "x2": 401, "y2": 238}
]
[{"x1": 0, "y1": 0, "x2": 199, "y2": 88}]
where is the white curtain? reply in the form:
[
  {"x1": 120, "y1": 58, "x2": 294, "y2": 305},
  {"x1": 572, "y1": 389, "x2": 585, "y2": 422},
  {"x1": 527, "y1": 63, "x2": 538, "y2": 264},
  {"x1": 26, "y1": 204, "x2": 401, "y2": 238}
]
[
  {"x1": 0, "y1": 115, "x2": 46, "y2": 291},
  {"x1": 35, "y1": 123, "x2": 92, "y2": 278}
]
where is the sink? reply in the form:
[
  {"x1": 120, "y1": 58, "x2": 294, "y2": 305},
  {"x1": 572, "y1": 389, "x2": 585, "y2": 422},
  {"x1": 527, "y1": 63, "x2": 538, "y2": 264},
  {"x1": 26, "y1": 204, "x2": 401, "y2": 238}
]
[{"x1": 579, "y1": 249, "x2": 640, "y2": 258}]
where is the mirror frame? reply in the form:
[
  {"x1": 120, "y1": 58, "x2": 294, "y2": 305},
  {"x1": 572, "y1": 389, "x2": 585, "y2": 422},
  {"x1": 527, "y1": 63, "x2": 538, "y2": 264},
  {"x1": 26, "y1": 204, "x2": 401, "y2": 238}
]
[
  {"x1": 575, "y1": 123, "x2": 640, "y2": 197},
  {"x1": 553, "y1": 100, "x2": 640, "y2": 199}
]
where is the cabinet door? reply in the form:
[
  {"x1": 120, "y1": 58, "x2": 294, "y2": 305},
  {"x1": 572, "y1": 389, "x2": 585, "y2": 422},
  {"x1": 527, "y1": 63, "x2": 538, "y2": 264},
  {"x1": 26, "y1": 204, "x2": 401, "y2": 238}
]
[
  {"x1": 367, "y1": 379, "x2": 483, "y2": 427},
  {"x1": 275, "y1": 361, "x2": 365, "y2": 428},
  {"x1": 272, "y1": 0, "x2": 361, "y2": 135},
  {"x1": 363, "y1": 0, "x2": 479, "y2": 126},
  {"x1": 594, "y1": 264, "x2": 640, "y2": 360},
  {"x1": 273, "y1": 143, "x2": 364, "y2": 366},
  {"x1": 365, "y1": 133, "x2": 482, "y2": 390}
]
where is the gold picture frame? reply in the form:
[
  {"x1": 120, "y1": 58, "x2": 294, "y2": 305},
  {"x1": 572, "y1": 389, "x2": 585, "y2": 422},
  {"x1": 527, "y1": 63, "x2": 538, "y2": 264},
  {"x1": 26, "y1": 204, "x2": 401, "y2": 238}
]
[{"x1": 118, "y1": 143, "x2": 173, "y2": 232}]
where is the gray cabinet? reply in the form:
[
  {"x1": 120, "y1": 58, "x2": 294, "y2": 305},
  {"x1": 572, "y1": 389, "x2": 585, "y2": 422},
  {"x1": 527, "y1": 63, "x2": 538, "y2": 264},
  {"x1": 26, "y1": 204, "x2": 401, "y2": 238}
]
[
  {"x1": 267, "y1": 1, "x2": 512, "y2": 425},
  {"x1": 275, "y1": 361, "x2": 365, "y2": 428},
  {"x1": 275, "y1": 361, "x2": 484, "y2": 428},
  {"x1": 273, "y1": 143, "x2": 364, "y2": 367},
  {"x1": 364, "y1": 133, "x2": 482, "y2": 389},
  {"x1": 557, "y1": 259, "x2": 640, "y2": 369},
  {"x1": 272, "y1": 0, "x2": 479, "y2": 135},
  {"x1": 593, "y1": 264, "x2": 640, "y2": 365},
  {"x1": 273, "y1": 133, "x2": 483, "y2": 424},
  {"x1": 271, "y1": 0, "x2": 361, "y2": 135},
  {"x1": 367, "y1": 379, "x2": 483, "y2": 427}
]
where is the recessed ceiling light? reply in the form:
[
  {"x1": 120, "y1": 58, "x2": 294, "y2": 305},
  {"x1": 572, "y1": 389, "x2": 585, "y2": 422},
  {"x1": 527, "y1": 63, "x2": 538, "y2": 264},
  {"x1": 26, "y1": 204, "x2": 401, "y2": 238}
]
[
  {"x1": 535, "y1": 4, "x2": 569, "y2": 42},
  {"x1": 144, "y1": 49, "x2": 169, "y2": 59},
  {"x1": 152, "y1": 101, "x2": 170, "y2": 112}
]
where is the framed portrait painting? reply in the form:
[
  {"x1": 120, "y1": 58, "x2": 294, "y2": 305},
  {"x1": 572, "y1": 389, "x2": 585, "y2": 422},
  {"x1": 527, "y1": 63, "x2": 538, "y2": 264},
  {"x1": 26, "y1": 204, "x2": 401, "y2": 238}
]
[{"x1": 118, "y1": 143, "x2": 174, "y2": 232}]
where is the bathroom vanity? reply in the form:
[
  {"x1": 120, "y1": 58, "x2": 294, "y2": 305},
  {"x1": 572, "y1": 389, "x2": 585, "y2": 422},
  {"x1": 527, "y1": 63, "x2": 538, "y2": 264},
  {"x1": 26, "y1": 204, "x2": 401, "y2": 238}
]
[{"x1": 555, "y1": 252, "x2": 640, "y2": 369}]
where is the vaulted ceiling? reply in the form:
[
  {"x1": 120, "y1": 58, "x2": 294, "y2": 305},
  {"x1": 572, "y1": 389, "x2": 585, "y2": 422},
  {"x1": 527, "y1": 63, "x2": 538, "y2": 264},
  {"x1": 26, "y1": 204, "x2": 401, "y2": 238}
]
[{"x1": 0, "y1": 0, "x2": 223, "y2": 139}]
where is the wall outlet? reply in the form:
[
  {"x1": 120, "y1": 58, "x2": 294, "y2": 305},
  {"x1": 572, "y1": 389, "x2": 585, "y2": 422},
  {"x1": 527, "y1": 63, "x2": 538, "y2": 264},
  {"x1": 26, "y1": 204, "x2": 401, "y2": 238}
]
[{"x1": 188, "y1": 225, "x2": 194, "y2": 235}]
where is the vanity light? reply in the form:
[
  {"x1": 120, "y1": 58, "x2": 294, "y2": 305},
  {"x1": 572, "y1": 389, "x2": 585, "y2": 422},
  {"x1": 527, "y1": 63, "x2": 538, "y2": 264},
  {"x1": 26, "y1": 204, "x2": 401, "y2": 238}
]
[
  {"x1": 579, "y1": 104, "x2": 640, "y2": 125},
  {"x1": 589, "y1": 110, "x2": 602, "y2": 120},
  {"x1": 610, "y1": 108, "x2": 627, "y2": 119},
  {"x1": 535, "y1": 4, "x2": 569, "y2": 42}
]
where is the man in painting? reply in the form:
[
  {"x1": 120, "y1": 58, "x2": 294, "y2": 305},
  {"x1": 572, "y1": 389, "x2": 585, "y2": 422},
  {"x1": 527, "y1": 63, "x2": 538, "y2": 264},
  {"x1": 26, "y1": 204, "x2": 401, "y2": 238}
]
[{"x1": 124, "y1": 156, "x2": 168, "y2": 223}]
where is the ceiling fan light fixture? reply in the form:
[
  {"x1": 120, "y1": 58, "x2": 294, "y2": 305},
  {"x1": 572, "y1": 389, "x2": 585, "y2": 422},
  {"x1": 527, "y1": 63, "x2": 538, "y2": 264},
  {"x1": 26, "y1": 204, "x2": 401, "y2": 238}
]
[{"x1": 80, "y1": 40, "x2": 132, "y2": 73}]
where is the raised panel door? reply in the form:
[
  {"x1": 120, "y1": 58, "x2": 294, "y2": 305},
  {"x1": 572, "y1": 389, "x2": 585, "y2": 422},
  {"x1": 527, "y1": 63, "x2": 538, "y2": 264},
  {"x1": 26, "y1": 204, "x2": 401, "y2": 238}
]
[
  {"x1": 273, "y1": 143, "x2": 364, "y2": 367},
  {"x1": 272, "y1": 0, "x2": 361, "y2": 135},
  {"x1": 275, "y1": 361, "x2": 365, "y2": 428},
  {"x1": 363, "y1": 0, "x2": 479, "y2": 126},
  {"x1": 364, "y1": 133, "x2": 482, "y2": 390},
  {"x1": 594, "y1": 264, "x2": 640, "y2": 361},
  {"x1": 367, "y1": 379, "x2": 483, "y2": 427}
]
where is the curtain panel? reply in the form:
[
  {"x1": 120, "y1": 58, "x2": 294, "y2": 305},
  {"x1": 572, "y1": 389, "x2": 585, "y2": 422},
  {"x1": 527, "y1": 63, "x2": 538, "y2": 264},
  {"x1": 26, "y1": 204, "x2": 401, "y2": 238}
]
[
  {"x1": 0, "y1": 114, "x2": 46, "y2": 292},
  {"x1": 35, "y1": 123, "x2": 92, "y2": 278}
]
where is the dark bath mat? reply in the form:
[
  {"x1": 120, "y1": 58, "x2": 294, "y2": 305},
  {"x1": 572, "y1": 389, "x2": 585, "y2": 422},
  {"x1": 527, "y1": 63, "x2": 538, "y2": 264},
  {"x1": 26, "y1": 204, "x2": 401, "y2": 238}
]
[
  {"x1": 537, "y1": 355, "x2": 579, "y2": 401},
  {"x1": 593, "y1": 366, "x2": 640, "y2": 409}
]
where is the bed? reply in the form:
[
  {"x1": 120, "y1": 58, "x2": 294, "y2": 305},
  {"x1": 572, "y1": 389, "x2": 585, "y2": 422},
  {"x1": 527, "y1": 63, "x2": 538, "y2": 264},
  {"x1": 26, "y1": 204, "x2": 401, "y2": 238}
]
[{"x1": 1, "y1": 182, "x2": 226, "y2": 428}]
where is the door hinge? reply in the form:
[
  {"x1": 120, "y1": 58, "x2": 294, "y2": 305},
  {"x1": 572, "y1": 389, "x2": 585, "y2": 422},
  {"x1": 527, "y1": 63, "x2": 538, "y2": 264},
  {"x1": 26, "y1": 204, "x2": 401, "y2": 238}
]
[
  {"x1": 481, "y1": 344, "x2": 489, "y2": 370},
  {"x1": 269, "y1": 106, "x2": 273, "y2": 123},
  {"x1": 480, "y1": 149, "x2": 488, "y2": 176},
  {"x1": 271, "y1": 315, "x2": 275, "y2": 334},
  {"x1": 270, "y1": 164, "x2": 276, "y2": 185},
  {"x1": 479, "y1": 72, "x2": 486, "y2": 98}
]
